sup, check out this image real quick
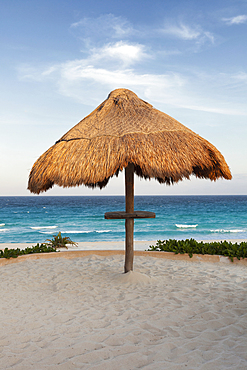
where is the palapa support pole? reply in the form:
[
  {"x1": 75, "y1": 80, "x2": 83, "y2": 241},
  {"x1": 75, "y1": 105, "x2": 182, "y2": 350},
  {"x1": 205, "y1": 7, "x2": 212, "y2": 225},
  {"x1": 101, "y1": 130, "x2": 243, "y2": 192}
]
[
  {"x1": 104, "y1": 162, "x2": 155, "y2": 273},
  {"x1": 125, "y1": 163, "x2": 134, "y2": 272}
]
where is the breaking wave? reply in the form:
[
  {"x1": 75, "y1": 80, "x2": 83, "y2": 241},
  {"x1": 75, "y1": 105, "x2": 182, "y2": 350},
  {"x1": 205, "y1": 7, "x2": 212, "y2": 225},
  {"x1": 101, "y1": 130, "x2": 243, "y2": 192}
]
[
  {"x1": 175, "y1": 224, "x2": 198, "y2": 228},
  {"x1": 31, "y1": 226, "x2": 58, "y2": 230},
  {"x1": 210, "y1": 229, "x2": 245, "y2": 233},
  {"x1": 38, "y1": 230, "x2": 111, "y2": 234}
]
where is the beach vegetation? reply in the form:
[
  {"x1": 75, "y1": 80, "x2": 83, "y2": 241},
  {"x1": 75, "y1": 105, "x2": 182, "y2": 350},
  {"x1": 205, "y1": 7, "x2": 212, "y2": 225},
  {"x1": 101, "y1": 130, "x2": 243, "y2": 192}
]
[
  {"x1": 0, "y1": 243, "x2": 58, "y2": 259},
  {"x1": 0, "y1": 232, "x2": 78, "y2": 259},
  {"x1": 44, "y1": 231, "x2": 78, "y2": 249},
  {"x1": 148, "y1": 238, "x2": 247, "y2": 261}
]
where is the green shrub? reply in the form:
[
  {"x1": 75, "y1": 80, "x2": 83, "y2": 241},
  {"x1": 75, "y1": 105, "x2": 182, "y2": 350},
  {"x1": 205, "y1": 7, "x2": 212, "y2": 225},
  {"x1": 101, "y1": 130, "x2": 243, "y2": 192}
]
[
  {"x1": 0, "y1": 243, "x2": 58, "y2": 259},
  {"x1": 0, "y1": 232, "x2": 78, "y2": 259},
  {"x1": 148, "y1": 238, "x2": 247, "y2": 262},
  {"x1": 45, "y1": 231, "x2": 78, "y2": 249}
]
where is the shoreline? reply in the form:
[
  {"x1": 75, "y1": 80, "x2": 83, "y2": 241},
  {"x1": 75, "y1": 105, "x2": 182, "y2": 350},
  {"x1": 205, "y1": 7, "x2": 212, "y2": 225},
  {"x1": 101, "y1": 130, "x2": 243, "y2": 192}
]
[
  {"x1": 1, "y1": 239, "x2": 247, "y2": 267},
  {"x1": 0, "y1": 239, "x2": 246, "y2": 251}
]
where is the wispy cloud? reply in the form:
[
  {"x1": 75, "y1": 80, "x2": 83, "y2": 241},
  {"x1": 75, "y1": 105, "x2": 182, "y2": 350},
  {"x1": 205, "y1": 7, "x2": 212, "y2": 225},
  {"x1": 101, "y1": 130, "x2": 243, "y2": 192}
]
[
  {"x1": 161, "y1": 23, "x2": 201, "y2": 40},
  {"x1": 58, "y1": 63, "x2": 185, "y2": 89},
  {"x1": 160, "y1": 23, "x2": 214, "y2": 44},
  {"x1": 71, "y1": 14, "x2": 215, "y2": 55},
  {"x1": 54, "y1": 58, "x2": 186, "y2": 108},
  {"x1": 70, "y1": 14, "x2": 134, "y2": 46},
  {"x1": 203, "y1": 32, "x2": 215, "y2": 44},
  {"x1": 232, "y1": 72, "x2": 247, "y2": 82},
  {"x1": 17, "y1": 14, "x2": 246, "y2": 116},
  {"x1": 18, "y1": 64, "x2": 58, "y2": 81},
  {"x1": 18, "y1": 40, "x2": 148, "y2": 81},
  {"x1": 222, "y1": 15, "x2": 247, "y2": 25},
  {"x1": 19, "y1": 57, "x2": 247, "y2": 117},
  {"x1": 19, "y1": 57, "x2": 188, "y2": 108}
]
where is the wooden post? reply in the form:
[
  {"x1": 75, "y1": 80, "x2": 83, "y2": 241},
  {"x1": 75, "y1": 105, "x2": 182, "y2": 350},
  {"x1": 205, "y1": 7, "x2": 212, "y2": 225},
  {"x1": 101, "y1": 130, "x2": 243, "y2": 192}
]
[{"x1": 125, "y1": 163, "x2": 134, "y2": 272}]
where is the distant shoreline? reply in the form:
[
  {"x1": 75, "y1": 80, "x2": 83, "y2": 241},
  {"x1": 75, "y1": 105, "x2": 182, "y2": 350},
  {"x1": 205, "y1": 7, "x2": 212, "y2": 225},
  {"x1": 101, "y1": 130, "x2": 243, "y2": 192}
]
[{"x1": 1, "y1": 239, "x2": 246, "y2": 251}]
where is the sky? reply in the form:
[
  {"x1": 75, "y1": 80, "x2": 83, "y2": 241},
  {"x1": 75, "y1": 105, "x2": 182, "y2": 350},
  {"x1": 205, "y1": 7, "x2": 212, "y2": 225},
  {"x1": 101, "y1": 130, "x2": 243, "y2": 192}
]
[{"x1": 1, "y1": 0, "x2": 247, "y2": 196}]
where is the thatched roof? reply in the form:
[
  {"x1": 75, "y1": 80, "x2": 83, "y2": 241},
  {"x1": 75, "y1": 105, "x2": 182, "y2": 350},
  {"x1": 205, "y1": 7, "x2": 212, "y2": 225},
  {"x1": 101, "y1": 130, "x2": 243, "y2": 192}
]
[{"x1": 28, "y1": 88, "x2": 232, "y2": 193}]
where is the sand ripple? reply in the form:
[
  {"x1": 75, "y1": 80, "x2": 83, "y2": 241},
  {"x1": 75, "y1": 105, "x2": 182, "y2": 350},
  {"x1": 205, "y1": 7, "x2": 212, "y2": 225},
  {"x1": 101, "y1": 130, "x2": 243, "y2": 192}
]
[{"x1": 0, "y1": 255, "x2": 246, "y2": 369}]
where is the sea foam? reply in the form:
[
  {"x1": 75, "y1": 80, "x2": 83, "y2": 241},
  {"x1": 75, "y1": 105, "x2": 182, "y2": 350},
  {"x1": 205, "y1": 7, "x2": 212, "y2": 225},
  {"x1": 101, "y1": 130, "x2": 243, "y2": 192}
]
[
  {"x1": 96, "y1": 230, "x2": 111, "y2": 233},
  {"x1": 31, "y1": 226, "x2": 58, "y2": 230},
  {"x1": 38, "y1": 229, "x2": 112, "y2": 235},
  {"x1": 210, "y1": 229, "x2": 245, "y2": 233},
  {"x1": 176, "y1": 224, "x2": 198, "y2": 228}
]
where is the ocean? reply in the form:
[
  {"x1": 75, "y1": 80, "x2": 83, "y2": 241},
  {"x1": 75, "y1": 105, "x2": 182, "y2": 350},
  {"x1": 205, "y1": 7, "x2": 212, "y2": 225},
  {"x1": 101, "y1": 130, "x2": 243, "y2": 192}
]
[{"x1": 0, "y1": 196, "x2": 246, "y2": 244}]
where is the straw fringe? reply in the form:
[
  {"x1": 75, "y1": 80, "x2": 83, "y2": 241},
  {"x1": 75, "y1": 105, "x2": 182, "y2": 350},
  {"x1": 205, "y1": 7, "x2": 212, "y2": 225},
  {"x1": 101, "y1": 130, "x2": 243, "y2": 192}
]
[{"x1": 28, "y1": 89, "x2": 231, "y2": 193}]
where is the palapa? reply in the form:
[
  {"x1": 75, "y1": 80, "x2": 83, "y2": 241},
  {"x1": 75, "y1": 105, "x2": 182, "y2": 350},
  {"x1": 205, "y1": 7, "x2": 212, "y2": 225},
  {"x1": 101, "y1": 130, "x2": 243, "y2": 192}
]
[{"x1": 28, "y1": 88, "x2": 232, "y2": 272}]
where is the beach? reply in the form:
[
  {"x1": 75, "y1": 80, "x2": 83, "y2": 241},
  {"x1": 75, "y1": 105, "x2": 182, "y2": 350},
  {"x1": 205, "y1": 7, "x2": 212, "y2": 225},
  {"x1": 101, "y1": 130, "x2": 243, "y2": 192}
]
[
  {"x1": 1, "y1": 245, "x2": 247, "y2": 369},
  {"x1": 1, "y1": 238, "x2": 247, "y2": 252}
]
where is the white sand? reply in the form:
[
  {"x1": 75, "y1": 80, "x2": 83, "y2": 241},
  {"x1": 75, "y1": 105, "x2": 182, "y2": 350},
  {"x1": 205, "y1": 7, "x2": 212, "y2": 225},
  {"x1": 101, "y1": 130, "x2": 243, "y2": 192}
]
[
  {"x1": 1, "y1": 254, "x2": 247, "y2": 369},
  {"x1": 1, "y1": 239, "x2": 246, "y2": 252},
  {"x1": 0, "y1": 240, "x2": 155, "y2": 251}
]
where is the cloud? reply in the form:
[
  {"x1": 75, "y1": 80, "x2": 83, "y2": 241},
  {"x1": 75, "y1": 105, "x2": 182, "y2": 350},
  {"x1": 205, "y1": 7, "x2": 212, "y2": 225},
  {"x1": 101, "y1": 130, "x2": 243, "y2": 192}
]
[
  {"x1": 31, "y1": 59, "x2": 244, "y2": 116},
  {"x1": 159, "y1": 22, "x2": 215, "y2": 49},
  {"x1": 222, "y1": 15, "x2": 247, "y2": 25},
  {"x1": 71, "y1": 14, "x2": 215, "y2": 56},
  {"x1": 70, "y1": 14, "x2": 134, "y2": 45},
  {"x1": 18, "y1": 55, "x2": 247, "y2": 117},
  {"x1": 56, "y1": 61, "x2": 186, "y2": 108},
  {"x1": 17, "y1": 14, "x2": 246, "y2": 117},
  {"x1": 59, "y1": 62, "x2": 184, "y2": 89},
  {"x1": 18, "y1": 64, "x2": 58, "y2": 81},
  {"x1": 232, "y1": 72, "x2": 247, "y2": 82},
  {"x1": 90, "y1": 41, "x2": 148, "y2": 67},
  {"x1": 203, "y1": 32, "x2": 215, "y2": 44},
  {"x1": 161, "y1": 23, "x2": 201, "y2": 40},
  {"x1": 18, "y1": 40, "x2": 148, "y2": 83}
]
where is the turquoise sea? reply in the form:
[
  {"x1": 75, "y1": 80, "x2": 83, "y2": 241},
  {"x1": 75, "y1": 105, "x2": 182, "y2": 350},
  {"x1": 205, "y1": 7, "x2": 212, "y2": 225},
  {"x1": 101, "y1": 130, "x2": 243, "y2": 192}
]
[{"x1": 0, "y1": 196, "x2": 246, "y2": 243}]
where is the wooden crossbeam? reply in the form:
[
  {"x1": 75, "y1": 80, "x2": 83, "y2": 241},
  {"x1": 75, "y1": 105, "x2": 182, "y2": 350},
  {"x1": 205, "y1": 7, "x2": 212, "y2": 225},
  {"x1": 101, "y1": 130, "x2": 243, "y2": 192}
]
[{"x1": 104, "y1": 211, "x2": 156, "y2": 219}]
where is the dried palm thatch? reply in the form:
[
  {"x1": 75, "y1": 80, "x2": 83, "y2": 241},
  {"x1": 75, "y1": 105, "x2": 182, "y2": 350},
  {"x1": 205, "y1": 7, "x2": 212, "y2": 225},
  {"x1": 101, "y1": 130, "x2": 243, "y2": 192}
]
[{"x1": 28, "y1": 88, "x2": 231, "y2": 194}]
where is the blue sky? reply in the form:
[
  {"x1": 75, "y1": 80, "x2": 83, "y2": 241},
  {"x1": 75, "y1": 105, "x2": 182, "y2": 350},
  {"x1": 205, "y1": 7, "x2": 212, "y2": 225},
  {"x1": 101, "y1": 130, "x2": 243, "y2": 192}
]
[{"x1": 1, "y1": 0, "x2": 247, "y2": 196}]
